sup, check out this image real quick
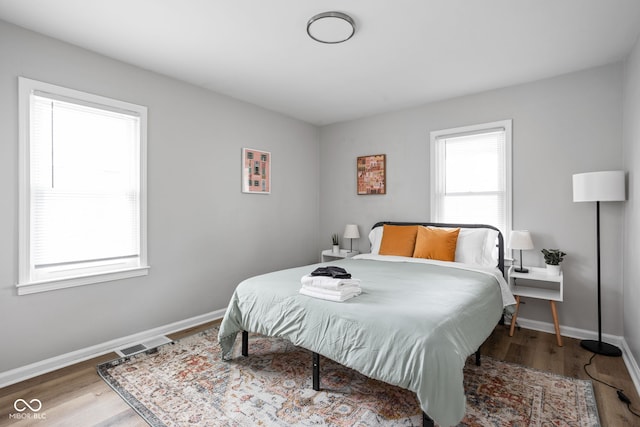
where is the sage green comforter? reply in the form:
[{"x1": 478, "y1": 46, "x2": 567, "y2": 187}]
[{"x1": 218, "y1": 255, "x2": 514, "y2": 426}]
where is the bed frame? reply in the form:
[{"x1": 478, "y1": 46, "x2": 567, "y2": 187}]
[{"x1": 240, "y1": 221, "x2": 505, "y2": 427}]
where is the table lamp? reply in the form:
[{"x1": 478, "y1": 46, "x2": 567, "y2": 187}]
[
  {"x1": 343, "y1": 224, "x2": 360, "y2": 253},
  {"x1": 509, "y1": 230, "x2": 534, "y2": 273}
]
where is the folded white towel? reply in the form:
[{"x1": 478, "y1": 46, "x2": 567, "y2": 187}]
[
  {"x1": 300, "y1": 274, "x2": 362, "y2": 290},
  {"x1": 299, "y1": 285, "x2": 362, "y2": 302},
  {"x1": 301, "y1": 283, "x2": 361, "y2": 295}
]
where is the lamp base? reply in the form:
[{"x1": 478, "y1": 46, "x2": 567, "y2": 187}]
[
  {"x1": 513, "y1": 267, "x2": 529, "y2": 273},
  {"x1": 580, "y1": 339, "x2": 622, "y2": 357}
]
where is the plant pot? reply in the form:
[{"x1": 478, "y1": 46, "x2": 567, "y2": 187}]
[
  {"x1": 546, "y1": 264, "x2": 561, "y2": 275},
  {"x1": 332, "y1": 245, "x2": 340, "y2": 254}
]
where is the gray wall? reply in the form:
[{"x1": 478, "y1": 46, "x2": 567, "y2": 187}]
[
  {"x1": 319, "y1": 63, "x2": 625, "y2": 336},
  {"x1": 1, "y1": 17, "x2": 634, "y2": 376},
  {"x1": 0, "y1": 21, "x2": 320, "y2": 372},
  {"x1": 623, "y1": 35, "x2": 640, "y2": 367}
]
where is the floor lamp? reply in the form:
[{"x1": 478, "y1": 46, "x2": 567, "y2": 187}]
[{"x1": 573, "y1": 170, "x2": 626, "y2": 357}]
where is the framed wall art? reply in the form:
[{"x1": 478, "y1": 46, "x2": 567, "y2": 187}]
[
  {"x1": 357, "y1": 154, "x2": 386, "y2": 195},
  {"x1": 242, "y1": 148, "x2": 271, "y2": 194}
]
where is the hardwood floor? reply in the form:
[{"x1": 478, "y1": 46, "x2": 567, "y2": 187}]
[
  {"x1": 1, "y1": 322, "x2": 639, "y2": 426},
  {"x1": 483, "y1": 325, "x2": 640, "y2": 426},
  {"x1": 0, "y1": 322, "x2": 216, "y2": 427}
]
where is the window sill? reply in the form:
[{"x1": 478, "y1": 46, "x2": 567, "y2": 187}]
[{"x1": 16, "y1": 266, "x2": 150, "y2": 295}]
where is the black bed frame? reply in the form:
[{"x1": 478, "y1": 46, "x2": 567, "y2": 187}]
[{"x1": 240, "y1": 222, "x2": 505, "y2": 427}]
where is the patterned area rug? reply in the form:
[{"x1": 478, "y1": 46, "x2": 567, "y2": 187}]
[{"x1": 98, "y1": 327, "x2": 600, "y2": 426}]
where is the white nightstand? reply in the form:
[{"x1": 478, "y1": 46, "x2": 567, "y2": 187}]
[
  {"x1": 321, "y1": 249, "x2": 359, "y2": 262},
  {"x1": 508, "y1": 266, "x2": 564, "y2": 346}
]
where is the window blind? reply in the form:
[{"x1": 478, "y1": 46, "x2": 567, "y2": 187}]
[
  {"x1": 431, "y1": 122, "x2": 511, "y2": 236},
  {"x1": 30, "y1": 94, "x2": 141, "y2": 270}
]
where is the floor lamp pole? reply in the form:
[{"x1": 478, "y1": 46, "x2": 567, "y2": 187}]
[{"x1": 580, "y1": 200, "x2": 622, "y2": 357}]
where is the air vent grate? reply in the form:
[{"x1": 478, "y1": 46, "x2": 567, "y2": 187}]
[
  {"x1": 119, "y1": 344, "x2": 146, "y2": 356},
  {"x1": 116, "y1": 335, "x2": 171, "y2": 357}
]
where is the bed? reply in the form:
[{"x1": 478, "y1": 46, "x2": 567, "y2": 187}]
[{"x1": 218, "y1": 221, "x2": 516, "y2": 426}]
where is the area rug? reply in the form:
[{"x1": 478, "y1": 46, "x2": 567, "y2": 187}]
[{"x1": 98, "y1": 327, "x2": 600, "y2": 426}]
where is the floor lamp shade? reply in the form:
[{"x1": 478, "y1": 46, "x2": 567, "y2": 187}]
[
  {"x1": 573, "y1": 171, "x2": 625, "y2": 202},
  {"x1": 573, "y1": 170, "x2": 626, "y2": 357}
]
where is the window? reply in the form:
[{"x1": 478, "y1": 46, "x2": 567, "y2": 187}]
[
  {"x1": 430, "y1": 120, "x2": 512, "y2": 237},
  {"x1": 18, "y1": 77, "x2": 148, "y2": 295}
]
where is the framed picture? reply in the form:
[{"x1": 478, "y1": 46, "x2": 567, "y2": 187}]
[
  {"x1": 357, "y1": 154, "x2": 386, "y2": 195},
  {"x1": 242, "y1": 148, "x2": 271, "y2": 194}
]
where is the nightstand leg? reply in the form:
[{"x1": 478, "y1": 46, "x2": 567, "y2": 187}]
[
  {"x1": 509, "y1": 296, "x2": 521, "y2": 337},
  {"x1": 550, "y1": 300, "x2": 563, "y2": 346}
]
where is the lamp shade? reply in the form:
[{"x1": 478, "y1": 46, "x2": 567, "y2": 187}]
[
  {"x1": 509, "y1": 230, "x2": 534, "y2": 250},
  {"x1": 343, "y1": 224, "x2": 360, "y2": 239},
  {"x1": 573, "y1": 171, "x2": 625, "y2": 202}
]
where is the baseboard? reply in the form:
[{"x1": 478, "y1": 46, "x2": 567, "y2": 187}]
[
  {"x1": 0, "y1": 309, "x2": 226, "y2": 388},
  {"x1": 620, "y1": 339, "x2": 640, "y2": 398},
  {"x1": 512, "y1": 316, "x2": 640, "y2": 398},
  {"x1": 512, "y1": 317, "x2": 623, "y2": 343}
]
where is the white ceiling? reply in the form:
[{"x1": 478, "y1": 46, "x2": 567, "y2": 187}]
[{"x1": 1, "y1": 0, "x2": 640, "y2": 125}]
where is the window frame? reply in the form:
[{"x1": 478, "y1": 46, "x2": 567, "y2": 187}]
[
  {"x1": 429, "y1": 120, "x2": 513, "y2": 237},
  {"x1": 17, "y1": 77, "x2": 149, "y2": 295}
]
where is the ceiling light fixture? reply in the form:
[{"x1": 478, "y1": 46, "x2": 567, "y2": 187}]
[{"x1": 307, "y1": 11, "x2": 356, "y2": 44}]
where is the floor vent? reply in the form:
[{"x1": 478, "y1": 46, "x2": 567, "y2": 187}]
[{"x1": 116, "y1": 335, "x2": 172, "y2": 357}]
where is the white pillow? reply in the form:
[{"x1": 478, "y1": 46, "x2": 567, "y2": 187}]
[
  {"x1": 455, "y1": 228, "x2": 499, "y2": 267},
  {"x1": 368, "y1": 226, "x2": 384, "y2": 254},
  {"x1": 369, "y1": 225, "x2": 498, "y2": 267}
]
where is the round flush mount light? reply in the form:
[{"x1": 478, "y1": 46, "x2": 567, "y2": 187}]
[{"x1": 307, "y1": 11, "x2": 356, "y2": 44}]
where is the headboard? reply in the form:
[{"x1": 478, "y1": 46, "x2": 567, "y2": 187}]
[{"x1": 371, "y1": 221, "x2": 505, "y2": 277}]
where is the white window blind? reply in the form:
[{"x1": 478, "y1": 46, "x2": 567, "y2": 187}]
[
  {"x1": 430, "y1": 120, "x2": 512, "y2": 236},
  {"x1": 18, "y1": 77, "x2": 148, "y2": 294}
]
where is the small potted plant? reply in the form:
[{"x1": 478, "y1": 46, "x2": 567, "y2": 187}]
[
  {"x1": 331, "y1": 233, "x2": 340, "y2": 254},
  {"x1": 541, "y1": 249, "x2": 566, "y2": 275}
]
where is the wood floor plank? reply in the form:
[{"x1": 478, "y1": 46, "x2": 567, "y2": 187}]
[{"x1": 1, "y1": 322, "x2": 639, "y2": 426}]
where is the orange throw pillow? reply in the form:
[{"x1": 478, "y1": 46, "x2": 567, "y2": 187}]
[
  {"x1": 413, "y1": 226, "x2": 460, "y2": 261},
  {"x1": 378, "y1": 225, "x2": 418, "y2": 257}
]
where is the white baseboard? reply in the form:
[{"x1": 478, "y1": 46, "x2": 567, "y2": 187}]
[
  {"x1": 0, "y1": 309, "x2": 226, "y2": 388},
  {"x1": 512, "y1": 316, "x2": 622, "y2": 343},
  {"x1": 512, "y1": 316, "x2": 640, "y2": 398},
  {"x1": 619, "y1": 340, "x2": 640, "y2": 397}
]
